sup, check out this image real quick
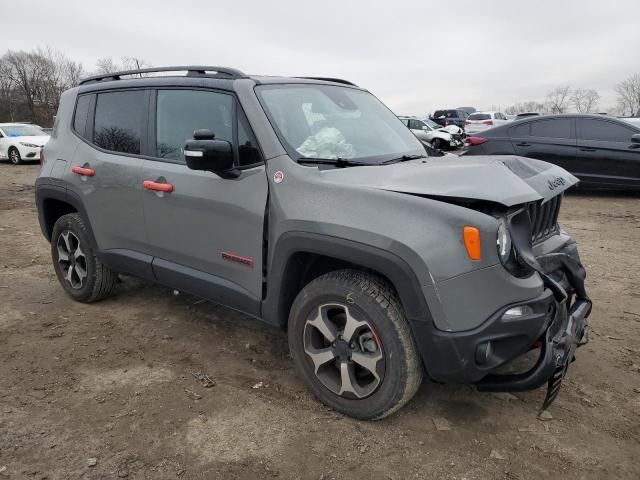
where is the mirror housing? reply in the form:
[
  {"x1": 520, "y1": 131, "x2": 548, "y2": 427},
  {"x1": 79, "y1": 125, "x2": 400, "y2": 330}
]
[
  {"x1": 632, "y1": 133, "x2": 640, "y2": 144},
  {"x1": 184, "y1": 129, "x2": 236, "y2": 176}
]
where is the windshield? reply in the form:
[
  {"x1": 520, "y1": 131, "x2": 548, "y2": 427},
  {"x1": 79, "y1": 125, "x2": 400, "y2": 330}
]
[
  {"x1": 257, "y1": 84, "x2": 425, "y2": 164},
  {"x1": 422, "y1": 119, "x2": 441, "y2": 129},
  {"x1": 1, "y1": 124, "x2": 46, "y2": 137}
]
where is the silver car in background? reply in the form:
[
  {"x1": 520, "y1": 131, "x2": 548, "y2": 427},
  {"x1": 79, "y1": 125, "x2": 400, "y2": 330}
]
[{"x1": 464, "y1": 111, "x2": 510, "y2": 134}]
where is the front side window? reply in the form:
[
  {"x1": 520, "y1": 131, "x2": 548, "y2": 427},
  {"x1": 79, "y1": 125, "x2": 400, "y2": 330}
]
[
  {"x1": 94, "y1": 90, "x2": 145, "y2": 154},
  {"x1": 257, "y1": 84, "x2": 424, "y2": 164},
  {"x1": 530, "y1": 118, "x2": 573, "y2": 139},
  {"x1": 409, "y1": 119, "x2": 426, "y2": 130},
  {"x1": 577, "y1": 119, "x2": 637, "y2": 143},
  {"x1": 156, "y1": 89, "x2": 233, "y2": 162}
]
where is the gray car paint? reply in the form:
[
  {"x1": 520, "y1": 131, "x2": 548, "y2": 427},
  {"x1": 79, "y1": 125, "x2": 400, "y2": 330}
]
[{"x1": 39, "y1": 76, "x2": 580, "y2": 336}]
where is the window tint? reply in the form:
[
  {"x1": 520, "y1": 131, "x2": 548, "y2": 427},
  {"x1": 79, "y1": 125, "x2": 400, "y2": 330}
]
[
  {"x1": 530, "y1": 118, "x2": 572, "y2": 139},
  {"x1": 237, "y1": 110, "x2": 261, "y2": 166},
  {"x1": 408, "y1": 119, "x2": 425, "y2": 129},
  {"x1": 73, "y1": 94, "x2": 91, "y2": 138},
  {"x1": 156, "y1": 89, "x2": 233, "y2": 162},
  {"x1": 94, "y1": 91, "x2": 145, "y2": 154},
  {"x1": 577, "y1": 119, "x2": 636, "y2": 143},
  {"x1": 510, "y1": 123, "x2": 530, "y2": 137}
]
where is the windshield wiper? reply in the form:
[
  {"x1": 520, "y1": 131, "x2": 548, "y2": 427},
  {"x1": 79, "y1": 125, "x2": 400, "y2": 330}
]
[
  {"x1": 298, "y1": 157, "x2": 367, "y2": 167},
  {"x1": 381, "y1": 154, "x2": 427, "y2": 165}
]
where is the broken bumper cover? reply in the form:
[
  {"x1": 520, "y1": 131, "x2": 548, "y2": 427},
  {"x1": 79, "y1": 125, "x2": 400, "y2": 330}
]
[
  {"x1": 477, "y1": 242, "x2": 591, "y2": 408},
  {"x1": 412, "y1": 241, "x2": 591, "y2": 408}
]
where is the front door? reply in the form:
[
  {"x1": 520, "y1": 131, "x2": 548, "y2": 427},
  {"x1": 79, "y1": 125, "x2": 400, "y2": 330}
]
[
  {"x1": 575, "y1": 117, "x2": 640, "y2": 188},
  {"x1": 141, "y1": 88, "x2": 268, "y2": 315}
]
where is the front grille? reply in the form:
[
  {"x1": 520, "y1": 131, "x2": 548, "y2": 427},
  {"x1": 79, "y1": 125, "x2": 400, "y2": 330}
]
[{"x1": 528, "y1": 194, "x2": 562, "y2": 244}]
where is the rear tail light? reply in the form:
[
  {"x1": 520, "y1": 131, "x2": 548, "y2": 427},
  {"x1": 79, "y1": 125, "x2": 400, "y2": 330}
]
[
  {"x1": 464, "y1": 136, "x2": 488, "y2": 147},
  {"x1": 464, "y1": 120, "x2": 471, "y2": 125},
  {"x1": 444, "y1": 120, "x2": 449, "y2": 126},
  {"x1": 483, "y1": 120, "x2": 493, "y2": 125}
]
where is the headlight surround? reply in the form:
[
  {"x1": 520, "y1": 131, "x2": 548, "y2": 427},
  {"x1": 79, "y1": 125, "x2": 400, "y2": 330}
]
[
  {"x1": 496, "y1": 219, "x2": 513, "y2": 264},
  {"x1": 20, "y1": 142, "x2": 39, "y2": 148}
]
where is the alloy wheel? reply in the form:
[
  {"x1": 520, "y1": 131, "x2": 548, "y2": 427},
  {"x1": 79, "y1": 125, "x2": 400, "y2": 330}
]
[
  {"x1": 57, "y1": 231, "x2": 88, "y2": 290},
  {"x1": 303, "y1": 303, "x2": 384, "y2": 399},
  {"x1": 9, "y1": 149, "x2": 19, "y2": 164}
]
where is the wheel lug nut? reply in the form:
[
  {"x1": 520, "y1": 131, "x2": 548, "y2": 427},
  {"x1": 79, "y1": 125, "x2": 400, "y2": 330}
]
[{"x1": 350, "y1": 343, "x2": 355, "y2": 349}]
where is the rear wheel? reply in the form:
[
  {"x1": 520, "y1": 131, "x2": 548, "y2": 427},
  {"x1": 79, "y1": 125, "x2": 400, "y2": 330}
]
[
  {"x1": 9, "y1": 147, "x2": 22, "y2": 165},
  {"x1": 288, "y1": 270, "x2": 423, "y2": 420},
  {"x1": 51, "y1": 213, "x2": 117, "y2": 303}
]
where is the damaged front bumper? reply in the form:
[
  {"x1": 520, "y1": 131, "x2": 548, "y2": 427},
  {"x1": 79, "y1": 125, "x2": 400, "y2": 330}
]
[
  {"x1": 411, "y1": 240, "x2": 591, "y2": 410},
  {"x1": 476, "y1": 241, "x2": 591, "y2": 409}
]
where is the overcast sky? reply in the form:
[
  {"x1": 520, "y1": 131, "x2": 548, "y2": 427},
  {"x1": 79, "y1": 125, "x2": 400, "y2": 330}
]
[{"x1": 5, "y1": 0, "x2": 639, "y2": 115}]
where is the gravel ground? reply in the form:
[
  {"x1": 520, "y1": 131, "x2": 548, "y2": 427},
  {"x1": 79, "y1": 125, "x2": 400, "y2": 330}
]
[{"x1": 1, "y1": 162, "x2": 639, "y2": 479}]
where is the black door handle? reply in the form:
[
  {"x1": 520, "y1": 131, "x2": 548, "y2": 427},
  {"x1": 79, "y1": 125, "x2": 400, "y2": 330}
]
[
  {"x1": 579, "y1": 148, "x2": 596, "y2": 152},
  {"x1": 516, "y1": 142, "x2": 530, "y2": 147}
]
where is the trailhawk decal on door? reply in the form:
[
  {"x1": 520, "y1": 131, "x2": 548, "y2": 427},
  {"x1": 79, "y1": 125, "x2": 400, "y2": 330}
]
[{"x1": 221, "y1": 252, "x2": 255, "y2": 267}]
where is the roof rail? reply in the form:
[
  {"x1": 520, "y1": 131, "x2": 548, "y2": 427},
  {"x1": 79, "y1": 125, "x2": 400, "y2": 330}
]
[
  {"x1": 79, "y1": 66, "x2": 248, "y2": 85},
  {"x1": 297, "y1": 77, "x2": 358, "y2": 86}
]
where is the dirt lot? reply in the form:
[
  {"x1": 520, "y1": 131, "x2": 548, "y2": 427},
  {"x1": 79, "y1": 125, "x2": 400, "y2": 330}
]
[{"x1": 1, "y1": 163, "x2": 639, "y2": 480}]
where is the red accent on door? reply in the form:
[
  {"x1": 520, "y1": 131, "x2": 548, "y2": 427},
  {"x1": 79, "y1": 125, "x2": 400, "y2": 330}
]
[
  {"x1": 71, "y1": 166, "x2": 95, "y2": 176},
  {"x1": 221, "y1": 252, "x2": 254, "y2": 268},
  {"x1": 143, "y1": 180, "x2": 174, "y2": 193}
]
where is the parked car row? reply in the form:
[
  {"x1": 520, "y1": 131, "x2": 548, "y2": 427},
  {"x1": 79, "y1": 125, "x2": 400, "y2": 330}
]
[
  {"x1": 464, "y1": 114, "x2": 640, "y2": 189},
  {"x1": 0, "y1": 123, "x2": 50, "y2": 164}
]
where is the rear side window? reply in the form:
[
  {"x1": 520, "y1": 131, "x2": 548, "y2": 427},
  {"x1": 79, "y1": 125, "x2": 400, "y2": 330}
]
[
  {"x1": 73, "y1": 94, "x2": 91, "y2": 139},
  {"x1": 433, "y1": 110, "x2": 445, "y2": 118},
  {"x1": 530, "y1": 118, "x2": 572, "y2": 139},
  {"x1": 510, "y1": 123, "x2": 530, "y2": 137},
  {"x1": 468, "y1": 113, "x2": 491, "y2": 120},
  {"x1": 156, "y1": 89, "x2": 233, "y2": 162},
  {"x1": 577, "y1": 119, "x2": 636, "y2": 143},
  {"x1": 94, "y1": 91, "x2": 145, "y2": 155}
]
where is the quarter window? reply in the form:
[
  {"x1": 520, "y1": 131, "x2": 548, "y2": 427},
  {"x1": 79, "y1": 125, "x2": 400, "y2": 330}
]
[
  {"x1": 530, "y1": 118, "x2": 572, "y2": 139},
  {"x1": 73, "y1": 94, "x2": 91, "y2": 139},
  {"x1": 94, "y1": 90, "x2": 145, "y2": 155},
  {"x1": 237, "y1": 110, "x2": 262, "y2": 166},
  {"x1": 156, "y1": 89, "x2": 233, "y2": 162},
  {"x1": 577, "y1": 119, "x2": 636, "y2": 143}
]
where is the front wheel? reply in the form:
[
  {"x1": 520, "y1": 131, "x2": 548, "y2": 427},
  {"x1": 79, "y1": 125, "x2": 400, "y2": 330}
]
[
  {"x1": 288, "y1": 270, "x2": 423, "y2": 420},
  {"x1": 9, "y1": 147, "x2": 22, "y2": 165},
  {"x1": 431, "y1": 138, "x2": 443, "y2": 150}
]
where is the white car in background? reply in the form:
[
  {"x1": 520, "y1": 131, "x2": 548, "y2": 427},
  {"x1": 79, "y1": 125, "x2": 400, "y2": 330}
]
[
  {"x1": 398, "y1": 116, "x2": 463, "y2": 150},
  {"x1": 0, "y1": 123, "x2": 50, "y2": 165},
  {"x1": 464, "y1": 111, "x2": 509, "y2": 134}
]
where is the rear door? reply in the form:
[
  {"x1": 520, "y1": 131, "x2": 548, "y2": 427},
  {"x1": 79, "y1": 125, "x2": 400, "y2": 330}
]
[
  {"x1": 141, "y1": 88, "x2": 268, "y2": 315},
  {"x1": 511, "y1": 117, "x2": 576, "y2": 172},
  {"x1": 68, "y1": 90, "x2": 149, "y2": 264},
  {"x1": 575, "y1": 118, "x2": 640, "y2": 187}
]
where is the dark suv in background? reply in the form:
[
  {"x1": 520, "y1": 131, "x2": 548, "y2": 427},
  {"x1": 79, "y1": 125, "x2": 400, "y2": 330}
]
[
  {"x1": 430, "y1": 109, "x2": 469, "y2": 129},
  {"x1": 464, "y1": 114, "x2": 640, "y2": 189}
]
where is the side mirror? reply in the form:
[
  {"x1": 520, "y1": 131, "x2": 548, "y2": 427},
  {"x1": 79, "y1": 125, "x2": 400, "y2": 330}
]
[
  {"x1": 632, "y1": 134, "x2": 640, "y2": 144},
  {"x1": 184, "y1": 129, "x2": 236, "y2": 176}
]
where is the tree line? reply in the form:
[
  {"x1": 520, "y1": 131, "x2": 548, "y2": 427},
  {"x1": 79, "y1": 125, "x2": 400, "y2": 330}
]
[
  {"x1": 1, "y1": 46, "x2": 639, "y2": 127},
  {"x1": 0, "y1": 47, "x2": 148, "y2": 127}
]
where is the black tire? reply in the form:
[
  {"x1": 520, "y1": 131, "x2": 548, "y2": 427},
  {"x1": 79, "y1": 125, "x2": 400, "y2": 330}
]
[
  {"x1": 9, "y1": 147, "x2": 22, "y2": 165},
  {"x1": 431, "y1": 138, "x2": 443, "y2": 150},
  {"x1": 288, "y1": 270, "x2": 423, "y2": 420},
  {"x1": 51, "y1": 213, "x2": 117, "y2": 303}
]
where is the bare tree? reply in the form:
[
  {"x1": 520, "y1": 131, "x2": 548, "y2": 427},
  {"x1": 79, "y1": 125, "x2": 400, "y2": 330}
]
[
  {"x1": 614, "y1": 73, "x2": 640, "y2": 116},
  {"x1": 546, "y1": 85, "x2": 571, "y2": 114},
  {"x1": 571, "y1": 88, "x2": 600, "y2": 113},
  {"x1": 505, "y1": 100, "x2": 547, "y2": 115},
  {"x1": 94, "y1": 56, "x2": 151, "y2": 76}
]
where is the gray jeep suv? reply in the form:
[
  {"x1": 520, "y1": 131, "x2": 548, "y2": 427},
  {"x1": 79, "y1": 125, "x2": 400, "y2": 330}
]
[{"x1": 36, "y1": 66, "x2": 591, "y2": 419}]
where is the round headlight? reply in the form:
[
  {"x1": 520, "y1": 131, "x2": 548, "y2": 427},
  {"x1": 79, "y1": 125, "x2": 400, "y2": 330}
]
[{"x1": 496, "y1": 219, "x2": 512, "y2": 263}]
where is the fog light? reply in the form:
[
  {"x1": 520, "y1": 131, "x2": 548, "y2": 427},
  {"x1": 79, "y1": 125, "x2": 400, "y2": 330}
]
[{"x1": 502, "y1": 305, "x2": 533, "y2": 320}]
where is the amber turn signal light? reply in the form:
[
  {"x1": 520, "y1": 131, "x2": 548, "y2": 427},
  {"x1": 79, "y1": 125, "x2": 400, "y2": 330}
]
[{"x1": 463, "y1": 226, "x2": 481, "y2": 261}]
